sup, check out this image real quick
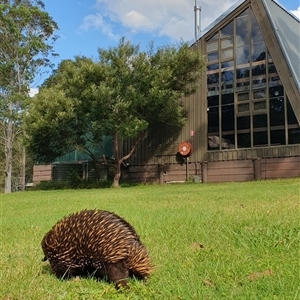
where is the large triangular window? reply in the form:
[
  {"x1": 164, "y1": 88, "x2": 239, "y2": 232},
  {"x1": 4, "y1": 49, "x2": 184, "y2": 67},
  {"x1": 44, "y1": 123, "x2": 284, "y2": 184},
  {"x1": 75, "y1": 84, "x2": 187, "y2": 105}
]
[{"x1": 206, "y1": 8, "x2": 298, "y2": 150}]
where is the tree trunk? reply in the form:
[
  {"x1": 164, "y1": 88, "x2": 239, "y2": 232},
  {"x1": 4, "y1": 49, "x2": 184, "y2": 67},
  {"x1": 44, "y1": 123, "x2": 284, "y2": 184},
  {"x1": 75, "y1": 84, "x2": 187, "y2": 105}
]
[
  {"x1": 111, "y1": 130, "x2": 146, "y2": 188},
  {"x1": 21, "y1": 146, "x2": 26, "y2": 191},
  {"x1": 112, "y1": 160, "x2": 121, "y2": 188},
  {"x1": 4, "y1": 120, "x2": 13, "y2": 194},
  {"x1": 112, "y1": 133, "x2": 121, "y2": 187}
]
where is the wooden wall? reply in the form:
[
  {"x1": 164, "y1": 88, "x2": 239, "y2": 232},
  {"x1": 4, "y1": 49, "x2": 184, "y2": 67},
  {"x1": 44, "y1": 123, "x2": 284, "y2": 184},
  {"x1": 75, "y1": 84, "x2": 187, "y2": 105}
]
[
  {"x1": 205, "y1": 145, "x2": 300, "y2": 162},
  {"x1": 121, "y1": 156, "x2": 300, "y2": 183},
  {"x1": 260, "y1": 157, "x2": 300, "y2": 179},
  {"x1": 33, "y1": 164, "x2": 52, "y2": 184},
  {"x1": 121, "y1": 162, "x2": 202, "y2": 184},
  {"x1": 32, "y1": 156, "x2": 300, "y2": 184},
  {"x1": 205, "y1": 160, "x2": 254, "y2": 182}
]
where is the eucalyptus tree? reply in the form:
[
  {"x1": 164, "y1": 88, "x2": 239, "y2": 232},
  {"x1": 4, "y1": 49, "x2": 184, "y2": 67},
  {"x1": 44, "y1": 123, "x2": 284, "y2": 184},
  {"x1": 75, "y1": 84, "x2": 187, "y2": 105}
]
[
  {"x1": 27, "y1": 39, "x2": 204, "y2": 187},
  {"x1": 0, "y1": 0, "x2": 58, "y2": 193}
]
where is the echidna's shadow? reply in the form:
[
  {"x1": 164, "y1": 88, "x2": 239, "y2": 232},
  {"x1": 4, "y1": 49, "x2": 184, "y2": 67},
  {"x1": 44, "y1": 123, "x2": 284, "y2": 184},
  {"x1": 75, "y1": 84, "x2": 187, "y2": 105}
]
[
  {"x1": 41, "y1": 263, "x2": 108, "y2": 282},
  {"x1": 41, "y1": 263, "x2": 52, "y2": 275}
]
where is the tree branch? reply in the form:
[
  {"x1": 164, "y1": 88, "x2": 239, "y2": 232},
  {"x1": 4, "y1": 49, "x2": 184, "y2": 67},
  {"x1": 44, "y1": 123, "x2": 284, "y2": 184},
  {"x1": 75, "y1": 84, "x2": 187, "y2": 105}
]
[{"x1": 119, "y1": 130, "x2": 146, "y2": 164}]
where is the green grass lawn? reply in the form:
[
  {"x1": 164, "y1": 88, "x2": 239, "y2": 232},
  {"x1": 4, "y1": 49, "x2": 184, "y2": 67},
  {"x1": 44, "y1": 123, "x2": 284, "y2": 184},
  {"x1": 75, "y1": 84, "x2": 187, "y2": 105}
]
[{"x1": 1, "y1": 178, "x2": 299, "y2": 300}]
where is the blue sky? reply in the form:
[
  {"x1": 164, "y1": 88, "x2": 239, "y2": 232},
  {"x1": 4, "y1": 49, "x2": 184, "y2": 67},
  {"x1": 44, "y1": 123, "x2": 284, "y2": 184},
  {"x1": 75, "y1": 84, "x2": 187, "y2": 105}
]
[{"x1": 31, "y1": 0, "x2": 300, "y2": 93}]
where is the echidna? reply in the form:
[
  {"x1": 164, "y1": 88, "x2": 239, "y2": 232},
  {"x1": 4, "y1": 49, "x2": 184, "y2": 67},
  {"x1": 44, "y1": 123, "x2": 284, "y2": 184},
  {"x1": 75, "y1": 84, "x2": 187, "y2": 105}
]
[{"x1": 41, "y1": 209, "x2": 153, "y2": 288}]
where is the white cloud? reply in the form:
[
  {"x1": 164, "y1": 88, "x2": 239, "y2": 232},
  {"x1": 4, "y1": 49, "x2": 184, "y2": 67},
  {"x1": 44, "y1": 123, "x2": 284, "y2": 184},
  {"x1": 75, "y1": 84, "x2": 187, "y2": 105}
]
[
  {"x1": 80, "y1": 13, "x2": 120, "y2": 41},
  {"x1": 290, "y1": 6, "x2": 300, "y2": 19},
  {"x1": 159, "y1": 17, "x2": 191, "y2": 40},
  {"x1": 90, "y1": 0, "x2": 236, "y2": 41},
  {"x1": 79, "y1": 1, "x2": 300, "y2": 43},
  {"x1": 29, "y1": 88, "x2": 39, "y2": 97},
  {"x1": 123, "y1": 10, "x2": 153, "y2": 31}
]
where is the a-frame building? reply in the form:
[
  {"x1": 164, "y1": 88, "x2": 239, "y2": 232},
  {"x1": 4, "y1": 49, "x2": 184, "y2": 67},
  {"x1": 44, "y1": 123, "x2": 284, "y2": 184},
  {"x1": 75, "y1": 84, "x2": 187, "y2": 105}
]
[{"x1": 121, "y1": 0, "x2": 300, "y2": 183}]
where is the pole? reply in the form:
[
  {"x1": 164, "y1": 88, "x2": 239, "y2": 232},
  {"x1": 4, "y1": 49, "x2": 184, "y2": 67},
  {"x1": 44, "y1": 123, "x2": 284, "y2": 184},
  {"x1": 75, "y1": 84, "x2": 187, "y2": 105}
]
[{"x1": 194, "y1": 0, "x2": 201, "y2": 43}]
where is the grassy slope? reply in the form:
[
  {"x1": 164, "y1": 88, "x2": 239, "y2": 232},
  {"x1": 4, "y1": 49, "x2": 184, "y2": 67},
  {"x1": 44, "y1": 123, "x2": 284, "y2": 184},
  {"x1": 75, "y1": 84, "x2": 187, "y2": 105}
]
[{"x1": 1, "y1": 178, "x2": 299, "y2": 299}]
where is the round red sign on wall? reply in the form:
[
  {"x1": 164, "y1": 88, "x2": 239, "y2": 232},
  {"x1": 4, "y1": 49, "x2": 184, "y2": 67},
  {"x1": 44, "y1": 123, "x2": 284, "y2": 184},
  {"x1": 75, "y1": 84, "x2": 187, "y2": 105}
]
[{"x1": 178, "y1": 142, "x2": 193, "y2": 157}]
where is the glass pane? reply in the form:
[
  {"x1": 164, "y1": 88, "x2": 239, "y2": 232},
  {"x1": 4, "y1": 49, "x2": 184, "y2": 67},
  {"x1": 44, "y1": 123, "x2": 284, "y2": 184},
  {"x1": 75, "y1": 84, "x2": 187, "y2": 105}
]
[
  {"x1": 207, "y1": 64, "x2": 219, "y2": 91},
  {"x1": 238, "y1": 133, "x2": 251, "y2": 148},
  {"x1": 207, "y1": 73, "x2": 219, "y2": 84},
  {"x1": 252, "y1": 64, "x2": 266, "y2": 86},
  {"x1": 220, "y1": 136, "x2": 234, "y2": 149},
  {"x1": 237, "y1": 116, "x2": 250, "y2": 130},
  {"x1": 220, "y1": 21, "x2": 233, "y2": 37},
  {"x1": 236, "y1": 16, "x2": 249, "y2": 47},
  {"x1": 237, "y1": 84, "x2": 250, "y2": 91},
  {"x1": 222, "y1": 103, "x2": 234, "y2": 131},
  {"x1": 253, "y1": 114, "x2": 267, "y2": 128},
  {"x1": 269, "y1": 85, "x2": 283, "y2": 98},
  {"x1": 207, "y1": 73, "x2": 219, "y2": 92},
  {"x1": 208, "y1": 136, "x2": 219, "y2": 150},
  {"x1": 252, "y1": 42, "x2": 265, "y2": 62},
  {"x1": 221, "y1": 38, "x2": 233, "y2": 49},
  {"x1": 238, "y1": 92, "x2": 249, "y2": 101},
  {"x1": 207, "y1": 64, "x2": 219, "y2": 71},
  {"x1": 253, "y1": 89, "x2": 266, "y2": 99},
  {"x1": 268, "y1": 62, "x2": 277, "y2": 73},
  {"x1": 236, "y1": 45, "x2": 250, "y2": 64},
  {"x1": 221, "y1": 61, "x2": 234, "y2": 89},
  {"x1": 221, "y1": 49, "x2": 233, "y2": 60},
  {"x1": 270, "y1": 97, "x2": 284, "y2": 126},
  {"x1": 236, "y1": 67, "x2": 250, "y2": 79},
  {"x1": 221, "y1": 70, "x2": 234, "y2": 90},
  {"x1": 236, "y1": 67, "x2": 250, "y2": 88},
  {"x1": 207, "y1": 95, "x2": 219, "y2": 107},
  {"x1": 237, "y1": 8, "x2": 249, "y2": 18},
  {"x1": 207, "y1": 52, "x2": 218, "y2": 62},
  {"x1": 288, "y1": 128, "x2": 300, "y2": 144},
  {"x1": 287, "y1": 98, "x2": 298, "y2": 125},
  {"x1": 268, "y1": 62, "x2": 280, "y2": 83},
  {"x1": 254, "y1": 101, "x2": 266, "y2": 110},
  {"x1": 221, "y1": 60, "x2": 234, "y2": 69},
  {"x1": 208, "y1": 33, "x2": 219, "y2": 41},
  {"x1": 251, "y1": 12, "x2": 263, "y2": 43},
  {"x1": 238, "y1": 103, "x2": 249, "y2": 112},
  {"x1": 208, "y1": 107, "x2": 219, "y2": 134},
  {"x1": 267, "y1": 51, "x2": 272, "y2": 60},
  {"x1": 207, "y1": 41, "x2": 218, "y2": 52},
  {"x1": 222, "y1": 134, "x2": 235, "y2": 149},
  {"x1": 221, "y1": 92, "x2": 234, "y2": 105},
  {"x1": 254, "y1": 131, "x2": 268, "y2": 146},
  {"x1": 271, "y1": 130, "x2": 285, "y2": 145}
]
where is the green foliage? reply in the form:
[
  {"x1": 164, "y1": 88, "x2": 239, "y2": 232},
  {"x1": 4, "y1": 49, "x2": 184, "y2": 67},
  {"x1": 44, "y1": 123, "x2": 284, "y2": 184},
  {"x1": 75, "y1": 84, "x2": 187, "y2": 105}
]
[
  {"x1": 0, "y1": 0, "x2": 58, "y2": 192},
  {"x1": 26, "y1": 38, "x2": 205, "y2": 164},
  {"x1": 31, "y1": 178, "x2": 144, "y2": 191},
  {"x1": 1, "y1": 179, "x2": 299, "y2": 299},
  {"x1": 0, "y1": 0, "x2": 58, "y2": 97},
  {"x1": 26, "y1": 87, "x2": 83, "y2": 162},
  {"x1": 32, "y1": 179, "x2": 112, "y2": 190}
]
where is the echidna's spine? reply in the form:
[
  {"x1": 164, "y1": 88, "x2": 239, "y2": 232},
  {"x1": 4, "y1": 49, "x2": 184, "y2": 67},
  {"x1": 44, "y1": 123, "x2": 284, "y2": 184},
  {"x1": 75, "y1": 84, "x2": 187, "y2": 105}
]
[{"x1": 126, "y1": 242, "x2": 153, "y2": 279}]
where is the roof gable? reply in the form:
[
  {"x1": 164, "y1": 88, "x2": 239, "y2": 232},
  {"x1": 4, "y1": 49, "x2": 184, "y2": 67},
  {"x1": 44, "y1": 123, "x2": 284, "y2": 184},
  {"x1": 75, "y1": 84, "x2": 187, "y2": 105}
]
[
  {"x1": 192, "y1": 0, "x2": 299, "y2": 92},
  {"x1": 192, "y1": 0, "x2": 245, "y2": 42},
  {"x1": 262, "y1": 0, "x2": 300, "y2": 91}
]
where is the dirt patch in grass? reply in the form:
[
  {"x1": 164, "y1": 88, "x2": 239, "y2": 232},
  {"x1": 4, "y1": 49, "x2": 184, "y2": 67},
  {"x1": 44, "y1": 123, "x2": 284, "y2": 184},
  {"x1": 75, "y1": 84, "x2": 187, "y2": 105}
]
[{"x1": 247, "y1": 269, "x2": 273, "y2": 281}]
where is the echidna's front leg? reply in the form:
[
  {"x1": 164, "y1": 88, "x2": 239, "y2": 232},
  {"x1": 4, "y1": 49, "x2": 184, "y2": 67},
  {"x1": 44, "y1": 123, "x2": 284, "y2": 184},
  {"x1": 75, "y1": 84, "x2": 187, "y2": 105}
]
[
  {"x1": 104, "y1": 260, "x2": 129, "y2": 289},
  {"x1": 49, "y1": 260, "x2": 71, "y2": 279}
]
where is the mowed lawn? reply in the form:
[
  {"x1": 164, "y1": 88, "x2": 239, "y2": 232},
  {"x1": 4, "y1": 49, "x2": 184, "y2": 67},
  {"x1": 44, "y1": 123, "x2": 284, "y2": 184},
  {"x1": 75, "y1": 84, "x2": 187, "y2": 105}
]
[{"x1": 1, "y1": 178, "x2": 299, "y2": 300}]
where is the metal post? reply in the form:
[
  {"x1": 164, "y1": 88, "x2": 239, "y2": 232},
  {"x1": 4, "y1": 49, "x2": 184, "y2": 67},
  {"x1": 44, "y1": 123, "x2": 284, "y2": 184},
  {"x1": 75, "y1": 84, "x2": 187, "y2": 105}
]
[
  {"x1": 194, "y1": 0, "x2": 201, "y2": 43},
  {"x1": 186, "y1": 157, "x2": 189, "y2": 181}
]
